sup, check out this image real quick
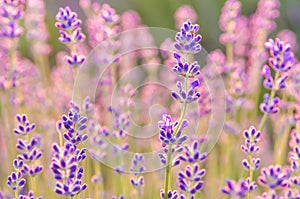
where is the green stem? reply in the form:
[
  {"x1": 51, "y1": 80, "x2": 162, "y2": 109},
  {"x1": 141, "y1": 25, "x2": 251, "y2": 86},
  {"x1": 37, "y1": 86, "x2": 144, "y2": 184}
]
[
  {"x1": 246, "y1": 155, "x2": 253, "y2": 199},
  {"x1": 225, "y1": 43, "x2": 233, "y2": 65},
  {"x1": 258, "y1": 71, "x2": 279, "y2": 131},
  {"x1": 164, "y1": 75, "x2": 188, "y2": 199},
  {"x1": 14, "y1": 189, "x2": 18, "y2": 199},
  {"x1": 163, "y1": 144, "x2": 172, "y2": 199}
]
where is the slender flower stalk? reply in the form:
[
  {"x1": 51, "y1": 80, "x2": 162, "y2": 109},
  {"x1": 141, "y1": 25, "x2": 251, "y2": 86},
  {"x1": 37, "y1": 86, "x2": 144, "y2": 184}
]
[
  {"x1": 259, "y1": 38, "x2": 295, "y2": 130},
  {"x1": 55, "y1": 7, "x2": 86, "y2": 69},
  {"x1": 161, "y1": 20, "x2": 202, "y2": 199},
  {"x1": 7, "y1": 114, "x2": 43, "y2": 198},
  {"x1": 241, "y1": 126, "x2": 261, "y2": 199},
  {"x1": 129, "y1": 153, "x2": 145, "y2": 198}
]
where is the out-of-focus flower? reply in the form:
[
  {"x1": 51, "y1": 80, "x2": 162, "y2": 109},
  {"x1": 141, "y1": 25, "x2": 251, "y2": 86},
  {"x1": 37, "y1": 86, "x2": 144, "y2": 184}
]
[
  {"x1": 221, "y1": 179, "x2": 248, "y2": 198},
  {"x1": 0, "y1": 0, "x2": 24, "y2": 38},
  {"x1": 219, "y1": 0, "x2": 241, "y2": 44},
  {"x1": 258, "y1": 165, "x2": 289, "y2": 189},
  {"x1": 174, "y1": 5, "x2": 197, "y2": 30},
  {"x1": 55, "y1": 6, "x2": 86, "y2": 67},
  {"x1": 174, "y1": 20, "x2": 202, "y2": 55},
  {"x1": 178, "y1": 163, "x2": 205, "y2": 196}
]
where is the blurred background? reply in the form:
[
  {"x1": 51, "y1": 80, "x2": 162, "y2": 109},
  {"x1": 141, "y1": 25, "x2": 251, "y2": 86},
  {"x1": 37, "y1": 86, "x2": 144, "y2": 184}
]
[{"x1": 38, "y1": 0, "x2": 300, "y2": 60}]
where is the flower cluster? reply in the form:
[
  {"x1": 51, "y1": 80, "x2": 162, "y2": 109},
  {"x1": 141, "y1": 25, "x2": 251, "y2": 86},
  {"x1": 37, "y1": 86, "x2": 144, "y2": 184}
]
[
  {"x1": 221, "y1": 179, "x2": 248, "y2": 198},
  {"x1": 222, "y1": 126, "x2": 261, "y2": 198},
  {"x1": 258, "y1": 165, "x2": 289, "y2": 190},
  {"x1": 129, "y1": 154, "x2": 145, "y2": 197},
  {"x1": 178, "y1": 163, "x2": 206, "y2": 196},
  {"x1": 260, "y1": 38, "x2": 295, "y2": 114},
  {"x1": 284, "y1": 126, "x2": 300, "y2": 198},
  {"x1": 18, "y1": 191, "x2": 42, "y2": 199},
  {"x1": 55, "y1": 6, "x2": 86, "y2": 66},
  {"x1": 219, "y1": 0, "x2": 241, "y2": 44},
  {"x1": 0, "y1": 0, "x2": 24, "y2": 38},
  {"x1": 241, "y1": 126, "x2": 261, "y2": 172},
  {"x1": 158, "y1": 114, "x2": 188, "y2": 146},
  {"x1": 7, "y1": 114, "x2": 43, "y2": 197},
  {"x1": 177, "y1": 140, "x2": 207, "y2": 164},
  {"x1": 50, "y1": 142, "x2": 87, "y2": 197},
  {"x1": 61, "y1": 105, "x2": 88, "y2": 145}
]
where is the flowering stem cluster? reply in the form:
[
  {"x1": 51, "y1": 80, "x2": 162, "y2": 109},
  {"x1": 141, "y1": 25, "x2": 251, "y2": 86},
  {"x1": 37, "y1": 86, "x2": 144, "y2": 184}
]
[
  {"x1": 7, "y1": 114, "x2": 43, "y2": 198},
  {"x1": 55, "y1": 7, "x2": 86, "y2": 68},
  {"x1": 259, "y1": 38, "x2": 295, "y2": 130},
  {"x1": 160, "y1": 20, "x2": 202, "y2": 199}
]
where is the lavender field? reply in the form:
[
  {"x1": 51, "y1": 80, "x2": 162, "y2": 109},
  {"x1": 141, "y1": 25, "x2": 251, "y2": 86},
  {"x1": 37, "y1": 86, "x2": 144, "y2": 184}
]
[{"x1": 0, "y1": 0, "x2": 300, "y2": 198}]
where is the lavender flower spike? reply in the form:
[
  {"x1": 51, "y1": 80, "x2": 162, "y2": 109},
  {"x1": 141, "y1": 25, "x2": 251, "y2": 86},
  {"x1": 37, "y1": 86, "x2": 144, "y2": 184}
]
[
  {"x1": 221, "y1": 179, "x2": 248, "y2": 198},
  {"x1": 265, "y1": 38, "x2": 295, "y2": 73},
  {"x1": 55, "y1": 6, "x2": 86, "y2": 66},
  {"x1": 174, "y1": 20, "x2": 202, "y2": 54},
  {"x1": 50, "y1": 143, "x2": 87, "y2": 197},
  {"x1": 158, "y1": 114, "x2": 188, "y2": 146}
]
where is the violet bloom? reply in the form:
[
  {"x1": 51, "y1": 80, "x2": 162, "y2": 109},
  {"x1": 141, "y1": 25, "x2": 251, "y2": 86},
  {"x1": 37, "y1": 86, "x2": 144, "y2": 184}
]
[
  {"x1": 25, "y1": 0, "x2": 51, "y2": 55},
  {"x1": 174, "y1": 20, "x2": 201, "y2": 55},
  {"x1": 129, "y1": 154, "x2": 145, "y2": 194},
  {"x1": 178, "y1": 163, "x2": 205, "y2": 196},
  {"x1": 111, "y1": 195, "x2": 124, "y2": 199},
  {"x1": 221, "y1": 179, "x2": 248, "y2": 198},
  {"x1": 158, "y1": 114, "x2": 188, "y2": 146},
  {"x1": 241, "y1": 126, "x2": 261, "y2": 172},
  {"x1": 265, "y1": 38, "x2": 294, "y2": 73},
  {"x1": 61, "y1": 106, "x2": 88, "y2": 145},
  {"x1": 50, "y1": 143, "x2": 87, "y2": 197},
  {"x1": 174, "y1": 5, "x2": 197, "y2": 30},
  {"x1": 178, "y1": 140, "x2": 207, "y2": 164},
  {"x1": 55, "y1": 6, "x2": 86, "y2": 66},
  {"x1": 7, "y1": 170, "x2": 26, "y2": 191},
  {"x1": 160, "y1": 190, "x2": 181, "y2": 199},
  {"x1": 260, "y1": 38, "x2": 295, "y2": 114},
  {"x1": 258, "y1": 165, "x2": 289, "y2": 189},
  {"x1": 18, "y1": 191, "x2": 42, "y2": 199},
  {"x1": 0, "y1": 0, "x2": 24, "y2": 38},
  {"x1": 219, "y1": 0, "x2": 241, "y2": 44}
]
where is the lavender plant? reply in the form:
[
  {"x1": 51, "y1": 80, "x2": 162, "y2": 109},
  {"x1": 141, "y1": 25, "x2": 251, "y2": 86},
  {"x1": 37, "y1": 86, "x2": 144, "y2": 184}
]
[
  {"x1": 159, "y1": 20, "x2": 203, "y2": 199},
  {"x1": 7, "y1": 114, "x2": 42, "y2": 198},
  {"x1": 1, "y1": 1, "x2": 300, "y2": 199}
]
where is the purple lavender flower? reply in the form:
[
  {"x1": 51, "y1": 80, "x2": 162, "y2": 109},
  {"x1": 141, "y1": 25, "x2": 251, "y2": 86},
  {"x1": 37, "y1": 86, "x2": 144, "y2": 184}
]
[
  {"x1": 159, "y1": 145, "x2": 184, "y2": 166},
  {"x1": 174, "y1": 20, "x2": 202, "y2": 54},
  {"x1": 257, "y1": 190, "x2": 280, "y2": 199},
  {"x1": 265, "y1": 38, "x2": 295, "y2": 73},
  {"x1": 174, "y1": 5, "x2": 197, "y2": 30},
  {"x1": 258, "y1": 165, "x2": 289, "y2": 189},
  {"x1": 16, "y1": 136, "x2": 43, "y2": 177},
  {"x1": 0, "y1": 0, "x2": 24, "y2": 38},
  {"x1": 260, "y1": 93, "x2": 280, "y2": 114},
  {"x1": 7, "y1": 171, "x2": 26, "y2": 191},
  {"x1": 13, "y1": 114, "x2": 36, "y2": 135},
  {"x1": 173, "y1": 53, "x2": 201, "y2": 78},
  {"x1": 160, "y1": 190, "x2": 182, "y2": 199},
  {"x1": 130, "y1": 153, "x2": 145, "y2": 175},
  {"x1": 178, "y1": 140, "x2": 207, "y2": 164},
  {"x1": 241, "y1": 126, "x2": 261, "y2": 171},
  {"x1": 178, "y1": 163, "x2": 205, "y2": 195},
  {"x1": 112, "y1": 195, "x2": 124, "y2": 199},
  {"x1": 219, "y1": 0, "x2": 241, "y2": 44},
  {"x1": 55, "y1": 6, "x2": 86, "y2": 66},
  {"x1": 158, "y1": 114, "x2": 188, "y2": 146},
  {"x1": 18, "y1": 191, "x2": 42, "y2": 199},
  {"x1": 50, "y1": 143, "x2": 87, "y2": 197},
  {"x1": 221, "y1": 179, "x2": 248, "y2": 198},
  {"x1": 129, "y1": 153, "x2": 145, "y2": 196},
  {"x1": 61, "y1": 106, "x2": 88, "y2": 145}
]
